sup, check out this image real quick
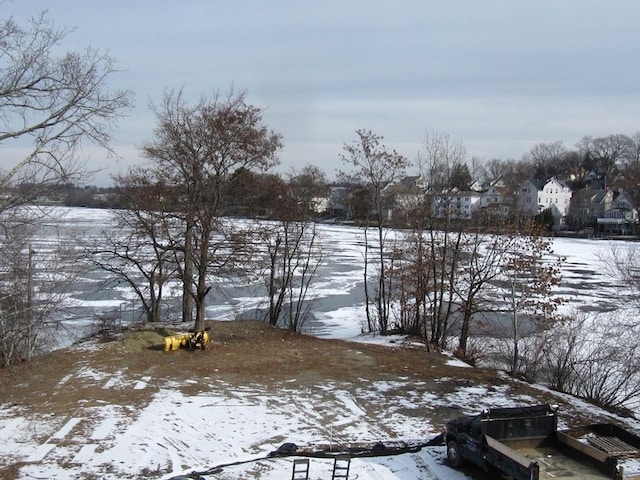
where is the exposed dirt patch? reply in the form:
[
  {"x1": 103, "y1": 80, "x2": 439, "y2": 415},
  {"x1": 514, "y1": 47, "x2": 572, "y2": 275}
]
[{"x1": 1, "y1": 320, "x2": 597, "y2": 421}]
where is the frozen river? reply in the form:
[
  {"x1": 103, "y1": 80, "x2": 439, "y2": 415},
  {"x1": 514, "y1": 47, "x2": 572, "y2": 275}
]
[{"x1": 32, "y1": 207, "x2": 636, "y2": 344}]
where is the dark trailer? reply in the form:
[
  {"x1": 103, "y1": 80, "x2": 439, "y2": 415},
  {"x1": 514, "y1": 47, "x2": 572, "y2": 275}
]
[{"x1": 445, "y1": 404, "x2": 640, "y2": 480}]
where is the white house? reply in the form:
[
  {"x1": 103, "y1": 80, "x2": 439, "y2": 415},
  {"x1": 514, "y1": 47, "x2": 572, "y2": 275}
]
[
  {"x1": 517, "y1": 180, "x2": 540, "y2": 216},
  {"x1": 432, "y1": 189, "x2": 482, "y2": 220},
  {"x1": 517, "y1": 178, "x2": 572, "y2": 224}
]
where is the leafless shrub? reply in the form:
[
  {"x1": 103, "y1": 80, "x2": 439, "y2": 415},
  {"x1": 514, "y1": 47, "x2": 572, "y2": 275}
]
[
  {"x1": 542, "y1": 310, "x2": 640, "y2": 415},
  {"x1": 452, "y1": 338, "x2": 487, "y2": 367},
  {"x1": 0, "y1": 208, "x2": 83, "y2": 366}
]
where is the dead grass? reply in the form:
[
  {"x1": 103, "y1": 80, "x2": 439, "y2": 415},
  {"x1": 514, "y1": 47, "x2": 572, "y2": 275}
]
[{"x1": 0, "y1": 319, "x2": 612, "y2": 443}]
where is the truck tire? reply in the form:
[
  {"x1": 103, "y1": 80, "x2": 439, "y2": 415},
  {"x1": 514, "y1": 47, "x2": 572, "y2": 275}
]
[{"x1": 447, "y1": 440, "x2": 465, "y2": 468}]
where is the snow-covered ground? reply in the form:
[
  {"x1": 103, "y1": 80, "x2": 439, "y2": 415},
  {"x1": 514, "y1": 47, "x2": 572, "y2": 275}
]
[
  {"x1": 4, "y1": 339, "x2": 640, "y2": 480},
  {"x1": 2, "y1": 207, "x2": 639, "y2": 479},
  {"x1": 7, "y1": 351, "x2": 480, "y2": 480}
]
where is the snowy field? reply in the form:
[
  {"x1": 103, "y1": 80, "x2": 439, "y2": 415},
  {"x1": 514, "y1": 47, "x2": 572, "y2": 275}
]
[
  {"x1": 6, "y1": 347, "x2": 485, "y2": 480},
  {"x1": 2, "y1": 206, "x2": 639, "y2": 479},
  {"x1": 5, "y1": 338, "x2": 640, "y2": 480},
  {"x1": 7, "y1": 339, "x2": 640, "y2": 480}
]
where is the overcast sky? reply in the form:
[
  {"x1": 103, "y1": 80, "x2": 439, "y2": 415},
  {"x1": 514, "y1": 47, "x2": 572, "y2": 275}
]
[{"x1": 3, "y1": 0, "x2": 640, "y2": 185}]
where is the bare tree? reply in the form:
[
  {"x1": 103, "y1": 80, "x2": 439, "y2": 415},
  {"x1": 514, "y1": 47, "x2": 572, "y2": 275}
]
[
  {"x1": 90, "y1": 169, "x2": 176, "y2": 324},
  {"x1": 481, "y1": 158, "x2": 509, "y2": 186},
  {"x1": 0, "y1": 208, "x2": 84, "y2": 366},
  {"x1": 259, "y1": 169, "x2": 324, "y2": 331},
  {"x1": 390, "y1": 132, "x2": 469, "y2": 347},
  {"x1": 524, "y1": 141, "x2": 568, "y2": 180},
  {"x1": 260, "y1": 218, "x2": 322, "y2": 332},
  {"x1": 562, "y1": 150, "x2": 589, "y2": 189},
  {"x1": 288, "y1": 165, "x2": 329, "y2": 217},
  {"x1": 0, "y1": 218, "x2": 39, "y2": 366},
  {"x1": 597, "y1": 242, "x2": 640, "y2": 313},
  {"x1": 618, "y1": 131, "x2": 640, "y2": 206},
  {"x1": 340, "y1": 129, "x2": 410, "y2": 334},
  {"x1": 417, "y1": 132, "x2": 467, "y2": 347},
  {"x1": 498, "y1": 224, "x2": 564, "y2": 375},
  {"x1": 629, "y1": 131, "x2": 640, "y2": 169},
  {"x1": 419, "y1": 131, "x2": 467, "y2": 193},
  {"x1": 577, "y1": 134, "x2": 633, "y2": 186},
  {"x1": 0, "y1": 11, "x2": 131, "y2": 364},
  {"x1": 389, "y1": 186, "x2": 434, "y2": 342},
  {"x1": 454, "y1": 225, "x2": 515, "y2": 356},
  {"x1": 282, "y1": 223, "x2": 321, "y2": 333},
  {"x1": 543, "y1": 311, "x2": 640, "y2": 414},
  {"x1": 141, "y1": 88, "x2": 282, "y2": 331},
  {"x1": 0, "y1": 12, "x2": 132, "y2": 204}
]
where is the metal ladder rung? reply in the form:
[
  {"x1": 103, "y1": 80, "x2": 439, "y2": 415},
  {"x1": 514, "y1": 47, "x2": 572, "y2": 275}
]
[
  {"x1": 291, "y1": 458, "x2": 309, "y2": 480},
  {"x1": 331, "y1": 454, "x2": 351, "y2": 480}
]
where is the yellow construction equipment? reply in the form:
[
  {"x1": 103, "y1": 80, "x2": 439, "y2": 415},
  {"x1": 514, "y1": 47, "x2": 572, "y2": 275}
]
[{"x1": 163, "y1": 329, "x2": 210, "y2": 352}]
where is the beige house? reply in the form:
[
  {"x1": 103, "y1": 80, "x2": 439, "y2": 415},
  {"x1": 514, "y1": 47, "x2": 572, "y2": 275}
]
[
  {"x1": 596, "y1": 190, "x2": 639, "y2": 235},
  {"x1": 567, "y1": 188, "x2": 613, "y2": 229}
]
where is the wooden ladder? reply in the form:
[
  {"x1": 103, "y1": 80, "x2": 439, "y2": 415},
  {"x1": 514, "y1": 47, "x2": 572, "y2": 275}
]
[
  {"x1": 291, "y1": 458, "x2": 309, "y2": 480},
  {"x1": 331, "y1": 454, "x2": 351, "y2": 480}
]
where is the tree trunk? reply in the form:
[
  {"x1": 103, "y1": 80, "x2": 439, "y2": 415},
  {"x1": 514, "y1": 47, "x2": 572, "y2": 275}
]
[
  {"x1": 377, "y1": 221, "x2": 388, "y2": 334},
  {"x1": 182, "y1": 215, "x2": 194, "y2": 324},
  {"x1": 512, "y1": 309, "x2": 519, "y2": 374},
  {"x1": 194, "y1": 230, "x2": 210, "y2": 332},
  {"x1": 458, "y1": 307, "x2": 472, "y2": 354},
  {"x1": 363, "y1": 227, "x2": 373, "y2": 332}
]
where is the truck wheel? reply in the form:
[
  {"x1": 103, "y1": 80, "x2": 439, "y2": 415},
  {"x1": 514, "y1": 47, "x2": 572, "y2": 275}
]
[{"x1": 447, "y1": 440, "x2": 464, "y2": 468}]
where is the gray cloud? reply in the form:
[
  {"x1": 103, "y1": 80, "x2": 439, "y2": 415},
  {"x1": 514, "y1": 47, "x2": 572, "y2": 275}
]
[{"x1": 3, "y1": 0, "x2": 639, "y2": 185}]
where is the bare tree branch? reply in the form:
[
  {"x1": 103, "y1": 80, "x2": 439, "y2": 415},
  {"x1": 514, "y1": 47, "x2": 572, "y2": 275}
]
[{"x1": 0, "y1": 12, "x2": 133, "y2": 198}]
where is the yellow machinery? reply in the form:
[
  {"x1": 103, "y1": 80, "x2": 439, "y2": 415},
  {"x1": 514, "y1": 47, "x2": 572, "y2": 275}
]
[{"x1": 163, "y1": 329, "x2": 210, "y2": 352}]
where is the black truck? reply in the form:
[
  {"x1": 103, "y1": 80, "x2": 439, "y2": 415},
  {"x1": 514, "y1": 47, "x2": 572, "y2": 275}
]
[{"x1": 445, "y1": 404, "x2": 640, "y2": 480}]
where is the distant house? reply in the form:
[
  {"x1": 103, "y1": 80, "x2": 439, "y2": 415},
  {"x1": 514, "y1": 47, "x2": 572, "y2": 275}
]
[
  {"x1": 310, "y1": 195, "x2": 329, "y2": 214},
  {"x1": 469, "y1": 179, "x2": 487, "y2": 192},
  {"x1": 517, "y1": 179, "x2": 544, "y2": 216},
  {"x1": 432, "y1": 188, "x2": 482, "y2": 220},
  {"x1": 491, "y1": 177, "x2": 507, "y2": 188},
  {"x1": 382, "y1": 176, "x2": 426, "y2": 199},
  {"x1": 326, "y1": 185, "x2": 350, "y2": 217},
  {"x1": 566, "y1": 188, "x2": 613, "y2": 229},
  {"x1": 477, "y1": 185, "x2": 514, "y2": 219},
  {"x1": 384, "y1": 176, "x2": 425, "y2": 219},
  {"x1": 479, "y1": 185, "x2": 512, "y2": 208},
  {"x1": 396, "y1": 175, "x2": 427, "y2": 190},
  {"x1": 596, "y1": 189, "x2": 639, "y2": 235},
  {"x1": 517, "y1": 177, "x2": 572, "y2": 226}
]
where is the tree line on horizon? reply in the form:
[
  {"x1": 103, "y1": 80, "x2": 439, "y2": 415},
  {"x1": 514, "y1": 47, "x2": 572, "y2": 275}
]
[{"x1": 26, "y1": 131, "x2": 640, "y2": 224}]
